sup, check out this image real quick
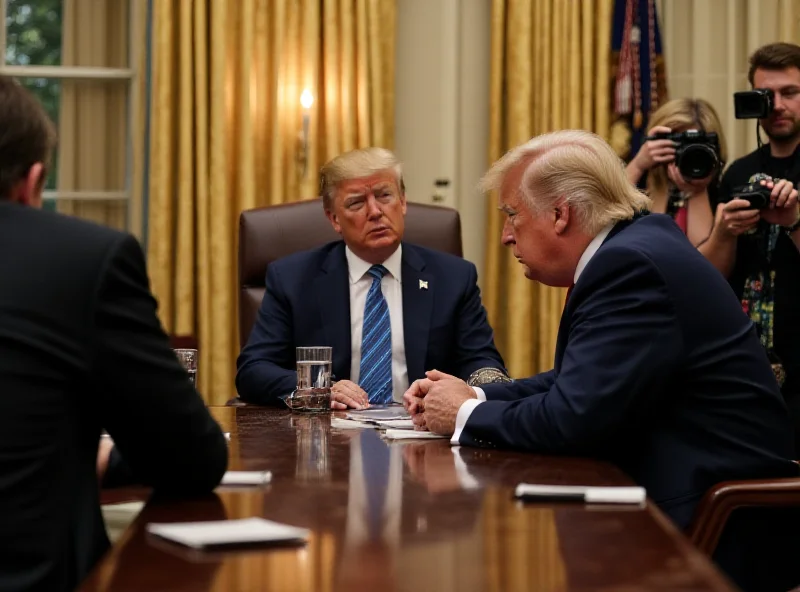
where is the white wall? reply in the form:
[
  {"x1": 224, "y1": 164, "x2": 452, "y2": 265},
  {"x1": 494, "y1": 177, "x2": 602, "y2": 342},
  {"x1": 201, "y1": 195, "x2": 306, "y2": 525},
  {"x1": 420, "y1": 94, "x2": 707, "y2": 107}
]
[{"x1": 395, "y1": 0, "x2": 492, "y2": 280}]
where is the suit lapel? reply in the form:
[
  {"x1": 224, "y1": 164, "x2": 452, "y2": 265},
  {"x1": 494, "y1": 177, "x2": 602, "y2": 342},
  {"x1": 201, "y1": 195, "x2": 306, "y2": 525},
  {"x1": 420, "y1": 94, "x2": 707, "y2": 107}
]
[
  {"x1": 314, "y1": 243, "x2": 352, "y2": 380},
  {"x1": 401, "y1": 244, "x2": 433, "y2": 382}
]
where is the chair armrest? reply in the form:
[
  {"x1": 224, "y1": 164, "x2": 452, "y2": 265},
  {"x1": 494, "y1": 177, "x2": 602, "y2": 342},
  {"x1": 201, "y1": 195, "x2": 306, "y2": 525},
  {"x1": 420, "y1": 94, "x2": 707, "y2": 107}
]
[{"x1": 687, "y1": 477, "x2": 800, "y2": 555}]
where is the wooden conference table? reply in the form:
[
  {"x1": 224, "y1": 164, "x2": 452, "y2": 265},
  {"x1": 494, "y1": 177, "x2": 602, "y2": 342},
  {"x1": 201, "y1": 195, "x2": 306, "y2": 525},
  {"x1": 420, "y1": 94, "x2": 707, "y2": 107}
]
[{"x1": 79, "y1": 406, "x2": 736, "y2": 591}]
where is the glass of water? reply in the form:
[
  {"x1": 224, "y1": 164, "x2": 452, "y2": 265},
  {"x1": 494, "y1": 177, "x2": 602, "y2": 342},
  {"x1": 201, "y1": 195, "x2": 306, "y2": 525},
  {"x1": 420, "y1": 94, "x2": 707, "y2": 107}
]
[
  {"x1": 174, "y1": 348, "x2": 198, "y2": 387},
  {"x1": 286, "y1": 346, "x2": 332, "y2": 412}
]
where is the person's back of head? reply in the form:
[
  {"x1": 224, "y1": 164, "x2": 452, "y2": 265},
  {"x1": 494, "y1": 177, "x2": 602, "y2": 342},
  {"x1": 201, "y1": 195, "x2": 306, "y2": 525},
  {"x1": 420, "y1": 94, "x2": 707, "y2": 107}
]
[
  {"x1": 482, "y1": 129, "x2": 651, "y2": 236},
  {"x1": 0, "y1": 76, "x2": 56, "y2": 209}
]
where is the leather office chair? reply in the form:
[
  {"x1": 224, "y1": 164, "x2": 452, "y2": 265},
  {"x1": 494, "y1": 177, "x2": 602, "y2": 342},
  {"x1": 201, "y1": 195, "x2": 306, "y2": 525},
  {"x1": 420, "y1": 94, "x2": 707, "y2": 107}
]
[
  {"x1": 688, "y1": 476, "x2": 800, "y2": 555},
  {"x1": 237, "y1": 197, "x2": 462, "y2": 349},
  {"x1": 231, "y1": 198, "x2": 463, "y2": 407}
]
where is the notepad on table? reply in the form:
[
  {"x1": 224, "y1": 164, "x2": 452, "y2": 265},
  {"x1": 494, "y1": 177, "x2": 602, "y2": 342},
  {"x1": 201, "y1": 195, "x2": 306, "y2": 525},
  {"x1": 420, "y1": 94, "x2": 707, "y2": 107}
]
[
  {"x1": 515, "y1": 484, "x2": 646, "y2": 504},
  {"x1": 373, "y1": 418, "x2": 415, "y2": 429},
  {"x1": 346, "y1": 406, "x2": 409, "y2": 421},
  {"x1": 331, "y1": 417, "x2": 372, "y2": 430},
  {"x1": 382, "y1": 429, "x2": 448, "y2": 440},
  {"x1": 146, "y1": 517, "x2": 309, "y2": 549},
  {"x1": 220, "y1": 471, "x2": 272, "y2": 486}
]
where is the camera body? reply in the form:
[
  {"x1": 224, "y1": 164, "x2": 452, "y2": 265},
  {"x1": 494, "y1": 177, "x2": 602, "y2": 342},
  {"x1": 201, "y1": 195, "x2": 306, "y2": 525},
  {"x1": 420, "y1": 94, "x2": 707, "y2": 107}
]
[
  {"x1": 646, "y1": 130, "x2": 721, "y2": 179},
  {"x1": 725, "y1": 182, "x2": 772, "y2": 210},
  {"x1": 734, "y1": 88, "x2": 775, "y2": 119}
]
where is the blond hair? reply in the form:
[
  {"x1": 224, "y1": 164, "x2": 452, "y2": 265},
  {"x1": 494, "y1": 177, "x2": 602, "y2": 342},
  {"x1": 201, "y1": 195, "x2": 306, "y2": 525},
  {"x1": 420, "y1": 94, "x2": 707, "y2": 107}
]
[
  {"x1": 480, "y1": 130, "x2": 651, "y2": 235},
  {"x1": 646, "y1": 98, "x2": 727, "y2": 195},
  {"x1": 319, "y1": 147, "x2": 405, "y2": 210}
]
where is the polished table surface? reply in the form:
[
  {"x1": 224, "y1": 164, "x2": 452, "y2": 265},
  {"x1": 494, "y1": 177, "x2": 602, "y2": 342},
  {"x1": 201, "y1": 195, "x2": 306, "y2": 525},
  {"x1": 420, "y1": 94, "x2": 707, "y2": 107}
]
[{"x1": 80, "y1": 407, "x2": 736, "y2": 591}]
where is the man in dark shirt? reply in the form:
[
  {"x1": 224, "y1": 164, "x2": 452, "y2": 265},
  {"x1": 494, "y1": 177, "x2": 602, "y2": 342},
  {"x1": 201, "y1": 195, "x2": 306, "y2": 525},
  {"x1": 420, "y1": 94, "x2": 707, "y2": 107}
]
[
  {"x1": 702, "y1": 43, "x2": 800, "y2": 449},
  {"x1": 0, "y1": 77, "x2": 228, "y2": 591}
]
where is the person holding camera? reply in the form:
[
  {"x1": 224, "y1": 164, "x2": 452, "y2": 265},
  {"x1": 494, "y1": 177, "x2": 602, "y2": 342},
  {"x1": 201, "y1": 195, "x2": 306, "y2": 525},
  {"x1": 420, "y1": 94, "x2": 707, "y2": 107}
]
[
  {"x1": 701, "y1": 43, "x2": 800, "y2": 446},
  {"x1": 626, "y1": 98, "x2": 725, "y2": 246}
]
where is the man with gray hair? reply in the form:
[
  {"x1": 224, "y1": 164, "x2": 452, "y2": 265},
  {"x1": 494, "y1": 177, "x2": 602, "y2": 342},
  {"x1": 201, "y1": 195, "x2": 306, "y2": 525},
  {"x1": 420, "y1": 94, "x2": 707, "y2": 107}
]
[
  {"x1": 236, "y1": 147, "x2": 506, "y2": 409},
  {"x1": 404, "y1": 130, "x2": 797, "y2": 532}
]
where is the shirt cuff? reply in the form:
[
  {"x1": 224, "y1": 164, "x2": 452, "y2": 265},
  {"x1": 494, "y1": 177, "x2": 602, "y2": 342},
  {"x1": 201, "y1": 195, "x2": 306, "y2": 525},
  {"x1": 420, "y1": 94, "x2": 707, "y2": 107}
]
[
  {"x1": 473, "y1": 387, "x2": 486, "y2": 401},
  {"x1": 451, "y1": 447, "x2": 480, "y2": 490},
  {"x1": 450, "y1": 398, "x2": 483, "y2": 445}
]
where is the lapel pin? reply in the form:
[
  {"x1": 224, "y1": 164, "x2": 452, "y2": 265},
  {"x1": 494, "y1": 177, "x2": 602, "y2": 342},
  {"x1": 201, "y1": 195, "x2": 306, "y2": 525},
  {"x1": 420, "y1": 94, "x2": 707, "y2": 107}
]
[{"x1": 419, "y1": 280, "x2": 428, "y2": 290}]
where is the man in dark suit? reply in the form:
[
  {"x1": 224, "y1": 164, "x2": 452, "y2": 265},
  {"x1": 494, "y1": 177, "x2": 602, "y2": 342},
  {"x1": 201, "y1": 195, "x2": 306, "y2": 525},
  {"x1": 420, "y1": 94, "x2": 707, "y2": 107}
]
[
  {"x1": 404, "y1": 129, "x2": 798, "y2": 529},
  {"x1": 0, "y1": 77, "x2": 228, "y2": 591},
  {"x1": 236, "y1": 147, "x2": 505, "y2": 409}
]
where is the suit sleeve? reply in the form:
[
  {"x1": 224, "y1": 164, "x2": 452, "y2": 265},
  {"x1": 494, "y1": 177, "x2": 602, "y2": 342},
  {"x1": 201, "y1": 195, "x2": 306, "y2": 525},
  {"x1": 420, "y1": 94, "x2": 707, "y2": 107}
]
[
  {"x1": 481, "y1": 369, "x2": 556, "y2": 401},
  {"x1": 459, "y1": 248, "x2": 683, "y2": 453},
  {"x1": 235, "y1": 264, "x2": 297, "y2": 404},
  {"x1": 92, "y1": 235, "x2": 228, "y2": 494},
  {"x1": 453, "y1": 263, "x2": 507, "y2": 379}
]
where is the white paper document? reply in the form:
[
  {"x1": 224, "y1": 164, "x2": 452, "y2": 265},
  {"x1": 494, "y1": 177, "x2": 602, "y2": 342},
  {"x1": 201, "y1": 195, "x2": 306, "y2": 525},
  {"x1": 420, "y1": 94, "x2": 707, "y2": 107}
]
[
  {"x1": 373, "y1": 418, "x2": 415, "y2": 429},
  {"x1": 331, "y1": 417, "x2": 373, "y2": 430},
  {"x1": 146, "y1": 517, "x2": 309, "y2": 549},
  {"x1": 220, "y1": 471, "x2": 272, "y2": 486},
  {"x1": 382, "y1": 429, "x2": 448, "y2": 440},
  {"x1": 346, "y1": 407, "x2": 409, "y2": 421},
  {"x1": 515, "y1": 484, "x2": 646, "y2": 504}
]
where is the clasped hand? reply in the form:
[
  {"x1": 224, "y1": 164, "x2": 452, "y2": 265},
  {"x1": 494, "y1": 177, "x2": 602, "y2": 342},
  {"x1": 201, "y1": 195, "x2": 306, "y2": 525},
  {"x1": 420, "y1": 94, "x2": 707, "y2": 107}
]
[{"x1": 402, "y1": 370, "x2": 476, "y2": 436}]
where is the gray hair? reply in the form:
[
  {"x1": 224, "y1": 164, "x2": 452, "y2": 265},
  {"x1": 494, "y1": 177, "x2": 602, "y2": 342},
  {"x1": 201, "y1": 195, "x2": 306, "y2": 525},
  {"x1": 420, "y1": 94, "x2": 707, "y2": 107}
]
[
  {"x1": 319, "y1": 147, "x2": 405, "y2": 210},
  {"x1": 480, "y1": 130, "x2": 651, "y2": 235}
]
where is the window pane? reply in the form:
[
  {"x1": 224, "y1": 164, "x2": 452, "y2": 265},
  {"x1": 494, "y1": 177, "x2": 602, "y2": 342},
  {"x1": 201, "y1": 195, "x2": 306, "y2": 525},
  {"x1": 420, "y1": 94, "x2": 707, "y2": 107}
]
[
  {"x1": 5, "y1": 0, "x2": 63, "y2": 66},
  {"x1": 6, "y1": 0, "x2": 130, "y2": 68}
]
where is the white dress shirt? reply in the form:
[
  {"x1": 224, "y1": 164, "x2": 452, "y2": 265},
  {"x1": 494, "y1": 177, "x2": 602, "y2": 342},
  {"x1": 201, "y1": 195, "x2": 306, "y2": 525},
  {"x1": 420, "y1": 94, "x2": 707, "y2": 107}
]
[
  {"x1": 346, "y1": 245, "x2": 409, "y2": 403},
  {"x1": 450, "y1": 223, "x2": 615, "y2": 444}
]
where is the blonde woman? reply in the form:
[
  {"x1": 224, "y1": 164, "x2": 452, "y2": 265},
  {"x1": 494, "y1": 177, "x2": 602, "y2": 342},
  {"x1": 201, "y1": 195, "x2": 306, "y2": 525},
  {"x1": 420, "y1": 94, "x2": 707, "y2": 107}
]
[{"x1": 626, "y1": 98, "x2": 728, "y2": 246}]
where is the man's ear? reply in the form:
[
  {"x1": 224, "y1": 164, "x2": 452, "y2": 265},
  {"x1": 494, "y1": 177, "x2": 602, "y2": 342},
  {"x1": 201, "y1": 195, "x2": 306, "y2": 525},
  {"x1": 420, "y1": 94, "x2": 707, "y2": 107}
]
[
  {"x1": 553, "y1": 199, "x2": 570, "y2": 235},
  {"x1": 325, "y1": 206, "x2": 342, "y2": 234},
  {"x1": 9, "y1": 163, "x2": 45, "y2": 208}
]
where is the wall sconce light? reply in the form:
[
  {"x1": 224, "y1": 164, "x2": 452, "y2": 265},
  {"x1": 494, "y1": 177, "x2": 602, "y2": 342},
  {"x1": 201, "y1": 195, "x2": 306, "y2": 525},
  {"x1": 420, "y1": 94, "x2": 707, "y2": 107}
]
[{"x1": 298, "y1": 88, "x2": 314, "y2": 179}]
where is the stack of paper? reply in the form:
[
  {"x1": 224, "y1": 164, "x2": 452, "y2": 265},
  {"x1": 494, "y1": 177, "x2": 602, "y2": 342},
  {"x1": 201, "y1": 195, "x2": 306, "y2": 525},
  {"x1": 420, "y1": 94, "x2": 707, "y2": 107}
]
[
  {"x1": 219, "y1": 471, "x2": 272, "y2": 486},
  {"x1": 146, "y1": 517, "x2": 309, "y2": 549},
  {"x1": 382, "y1": 429, "x2": 448, "y2": 440}
]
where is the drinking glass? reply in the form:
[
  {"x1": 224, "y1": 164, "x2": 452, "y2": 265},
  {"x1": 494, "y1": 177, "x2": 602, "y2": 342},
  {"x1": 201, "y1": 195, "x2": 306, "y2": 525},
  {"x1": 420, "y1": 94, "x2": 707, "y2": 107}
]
[
  {"x1": 286, "y1": 346, "x2": 332, "y2": 412},
  {"x1": 174, "y1": 348, "x2": 198, "y2": 387}
]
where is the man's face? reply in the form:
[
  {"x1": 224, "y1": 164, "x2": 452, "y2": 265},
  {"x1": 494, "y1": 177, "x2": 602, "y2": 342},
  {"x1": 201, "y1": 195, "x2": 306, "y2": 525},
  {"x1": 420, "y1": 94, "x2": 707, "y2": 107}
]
[
  {"x1": 498, "y1": 164, "x2": 566, "y2": 286},
  {"x1": 326, "y1": 171, "x2": 406, "y2": 263},
  {"x1": 754, "y1": 67, "x2": 800, "y2": 142}
]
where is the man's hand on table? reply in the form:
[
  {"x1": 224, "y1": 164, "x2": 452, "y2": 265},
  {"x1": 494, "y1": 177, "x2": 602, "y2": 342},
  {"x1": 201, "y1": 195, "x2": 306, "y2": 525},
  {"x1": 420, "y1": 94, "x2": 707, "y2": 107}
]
[
  {"x1": 403, "y1": 370, "x2": 477, "y2": 436},
  {"x1": 331, "y1": 380, "x2": 370, "y2": 410}
]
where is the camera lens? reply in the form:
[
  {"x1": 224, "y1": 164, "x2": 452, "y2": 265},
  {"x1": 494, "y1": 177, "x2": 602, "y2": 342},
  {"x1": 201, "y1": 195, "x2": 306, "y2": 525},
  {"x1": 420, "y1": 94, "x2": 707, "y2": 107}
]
[{"x1": 677, "y1": 145, "x2": 719, "y2": 179}]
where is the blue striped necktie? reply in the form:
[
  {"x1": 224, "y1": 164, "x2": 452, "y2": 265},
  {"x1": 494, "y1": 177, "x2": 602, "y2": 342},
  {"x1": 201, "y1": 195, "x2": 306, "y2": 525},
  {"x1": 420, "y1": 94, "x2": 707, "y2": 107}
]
[{"x1": 359, "y1": 264, "x2": 393, "y2": 404}]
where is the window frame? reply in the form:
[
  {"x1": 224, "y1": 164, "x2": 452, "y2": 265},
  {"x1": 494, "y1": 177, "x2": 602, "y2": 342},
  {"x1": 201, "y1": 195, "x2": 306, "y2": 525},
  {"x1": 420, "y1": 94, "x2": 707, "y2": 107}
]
[{"x1": 0, "y1": 0, "x2": 138, "y2": 215}]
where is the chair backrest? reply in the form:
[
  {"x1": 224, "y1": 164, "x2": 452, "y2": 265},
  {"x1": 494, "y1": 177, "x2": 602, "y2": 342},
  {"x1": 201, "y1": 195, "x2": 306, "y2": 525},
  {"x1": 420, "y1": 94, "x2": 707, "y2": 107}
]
[{"x1": 238, "y1": 198, "x2": 462, "y2": 348}]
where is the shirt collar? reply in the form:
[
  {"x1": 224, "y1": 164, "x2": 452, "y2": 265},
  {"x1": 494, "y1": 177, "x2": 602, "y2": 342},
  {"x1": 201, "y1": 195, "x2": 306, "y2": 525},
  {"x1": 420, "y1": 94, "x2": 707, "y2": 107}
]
[
  {"x1": 574, "y1": 223, "x2": 614, "y2": 283},
  {"x1": 346, "y1": 243, "x2": 403, "y2": 284}
]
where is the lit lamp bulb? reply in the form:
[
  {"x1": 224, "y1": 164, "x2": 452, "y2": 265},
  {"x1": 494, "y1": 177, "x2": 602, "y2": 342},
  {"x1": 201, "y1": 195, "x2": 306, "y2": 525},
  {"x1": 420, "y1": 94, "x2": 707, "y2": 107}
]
[{"x1": 300, "y1": 89, "x2": 314, "y2": 110}]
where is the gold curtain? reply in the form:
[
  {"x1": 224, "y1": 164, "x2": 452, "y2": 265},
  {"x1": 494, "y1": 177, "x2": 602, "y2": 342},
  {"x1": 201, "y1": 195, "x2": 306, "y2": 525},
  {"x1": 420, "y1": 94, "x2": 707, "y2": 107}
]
[
  {"x1": 147, "y1": 0, "x2": 396, "y2": 405},
  {"x1": 484, "y1": 0, "x2": 613, "y2": 378},
  {"x1": 58, "y1": 0, "x2": 131, "y2": 230}
]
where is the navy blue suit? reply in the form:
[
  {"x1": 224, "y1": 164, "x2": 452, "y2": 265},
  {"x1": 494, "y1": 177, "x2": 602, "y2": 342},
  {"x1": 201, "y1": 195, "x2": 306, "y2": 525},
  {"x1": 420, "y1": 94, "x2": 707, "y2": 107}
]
[
  {"x1": 236, "y1": 241, "x2": 505, "y2": 404},
  {"x1": 459, "y1": 214, "x2": 797, "y2": 527}
]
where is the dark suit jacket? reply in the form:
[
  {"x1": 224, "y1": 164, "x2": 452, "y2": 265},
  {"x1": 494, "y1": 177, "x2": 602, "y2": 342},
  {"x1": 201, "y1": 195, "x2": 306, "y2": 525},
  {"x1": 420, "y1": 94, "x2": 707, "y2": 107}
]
[
  {"x1": 460, "y1": 214, "x2": 797, "y2": 527},
  {"x1": 0, "y1": 202, "x2": 228, "y2": 592},
  {"x1": 236, "y1": 241, "x2": 505, "y2": 404}
]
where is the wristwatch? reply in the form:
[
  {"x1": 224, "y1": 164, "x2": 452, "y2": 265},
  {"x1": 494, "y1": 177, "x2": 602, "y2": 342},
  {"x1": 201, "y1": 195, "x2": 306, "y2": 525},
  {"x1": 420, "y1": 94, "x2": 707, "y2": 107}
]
[{"x1": 783, "y1": 212, "x2": 800, "y2": 233}]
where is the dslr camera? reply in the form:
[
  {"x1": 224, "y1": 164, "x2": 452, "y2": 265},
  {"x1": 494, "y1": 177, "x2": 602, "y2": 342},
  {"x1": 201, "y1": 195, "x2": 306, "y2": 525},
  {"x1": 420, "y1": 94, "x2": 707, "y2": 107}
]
[
  {"x1": 722, "y1": 174, "x2": 773, "y2": 210},
  {"x1": 734, "y1": 88, "x2": 775, "y2": 119},
  {"x1": 646, "y1": 130, "x2": 721, "y2": 179}
]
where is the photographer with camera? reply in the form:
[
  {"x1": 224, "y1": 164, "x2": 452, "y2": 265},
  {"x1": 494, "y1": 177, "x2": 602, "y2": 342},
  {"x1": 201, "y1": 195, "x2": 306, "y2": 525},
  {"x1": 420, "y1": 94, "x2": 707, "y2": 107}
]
[
  {"x1": 626, "y1": 98, "x2": 725, "y2": 246},
  {"x1": 701, "y1": 43, "x2": 800, "y2": 446}
]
